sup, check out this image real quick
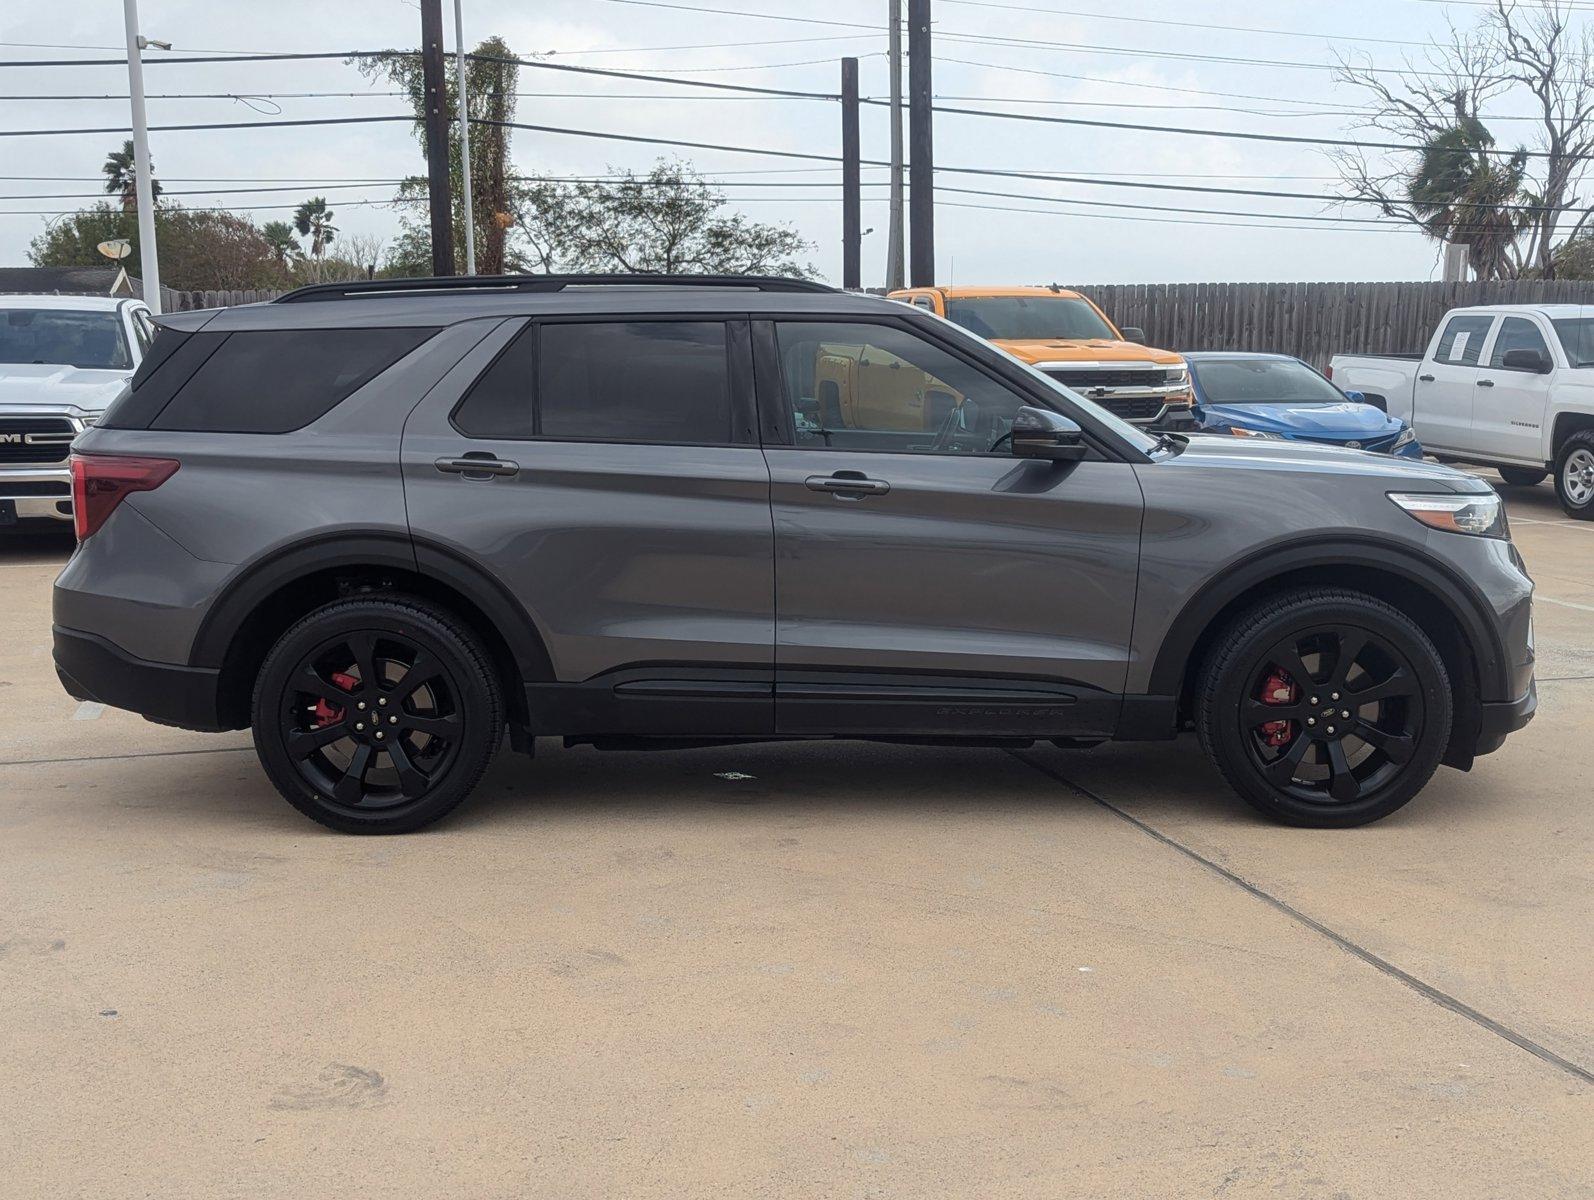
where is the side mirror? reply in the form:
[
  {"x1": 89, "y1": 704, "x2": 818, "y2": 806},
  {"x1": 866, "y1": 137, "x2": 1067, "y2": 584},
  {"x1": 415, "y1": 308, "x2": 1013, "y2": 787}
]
[
  {"x1": 1120, "y1": 325, "x2": 1147, "y2": 344},
  {"x1": 1501, "y1": 348, "x2": 1552, "y2": 374},
  {"x1": 1010, "y1": 406, "x2": 1088, "y2": 462}
]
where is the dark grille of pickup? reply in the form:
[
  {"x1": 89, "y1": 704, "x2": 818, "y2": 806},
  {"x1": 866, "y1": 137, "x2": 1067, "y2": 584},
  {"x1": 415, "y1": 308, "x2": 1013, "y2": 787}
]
[
  {"x1": 1045, "y1": 367, "x2": 1174, "y2": 389},
  {"x1": 0, "y1": 417, "x2": 75, "y2": 464}
]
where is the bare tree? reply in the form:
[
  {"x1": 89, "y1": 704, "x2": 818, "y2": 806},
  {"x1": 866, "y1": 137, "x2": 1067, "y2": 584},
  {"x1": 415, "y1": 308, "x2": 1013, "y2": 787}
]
[{"x1": 1332, "y1": 1, "x2": 1594, "y2": 279}]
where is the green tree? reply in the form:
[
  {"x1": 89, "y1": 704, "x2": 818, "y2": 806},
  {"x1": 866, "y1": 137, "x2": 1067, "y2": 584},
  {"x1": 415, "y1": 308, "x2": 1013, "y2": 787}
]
[
  {"x1": 261, "y1": 220, "x2": 303, "y2": 270},
  {"x1": 1406, "y1": 116, "x2": 1530, "y2": 282},
  {"x1": 101, "y1": 139, "x2": 161, "y2": 212},
  {"x1": 293, "y1": 197, "x2": 337, "y2": 280},
  {"x1": 514, "y1": 160, "x2": 816, "y2": 277},
  {"x1": 356, "y1": 37, "x2": 519, "y2": 274},
  {"x1": 30, "y1": 203, "x2": 282, "y2": 291}
]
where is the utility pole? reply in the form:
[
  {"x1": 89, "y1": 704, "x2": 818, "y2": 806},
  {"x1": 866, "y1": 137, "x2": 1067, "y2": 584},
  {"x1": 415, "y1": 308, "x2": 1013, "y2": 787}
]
[
  {"x1": 121, "y1": 0, "x2": 161, "y2": 314},
  {"x1": 420, "y1": 0, "x2": 456, "y2": 276},
  {"x1": 454, "y1": 0, "x2": 476, "y2": 275},
  {"x1": 907, "y1": 0, "x2": 934, "y2": 287},
  {"x1": 841, "y1": 57, "x2": 861, "y2": 291},
  {"x1": 886, "y1": 0, "x2": 905, "y2": 292}
]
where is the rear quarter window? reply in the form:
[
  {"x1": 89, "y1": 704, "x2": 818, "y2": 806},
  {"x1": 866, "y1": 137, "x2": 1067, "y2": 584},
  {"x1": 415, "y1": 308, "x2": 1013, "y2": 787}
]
[{"x1": 148, "y1": 327, "x2": 437, "y2": 433}]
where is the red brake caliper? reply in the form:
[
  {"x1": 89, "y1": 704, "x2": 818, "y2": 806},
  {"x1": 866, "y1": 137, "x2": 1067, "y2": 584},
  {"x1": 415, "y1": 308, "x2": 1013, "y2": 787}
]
[
  {"x1": 311, "y1": 671, "x2": 359, "y2": 728},
  {"x1": 1258, "y1": 670, "x2": 1297, "y2": 747}
]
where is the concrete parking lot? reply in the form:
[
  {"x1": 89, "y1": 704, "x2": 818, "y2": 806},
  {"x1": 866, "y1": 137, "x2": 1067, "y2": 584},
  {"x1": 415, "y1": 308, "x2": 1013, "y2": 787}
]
[{"x1": 1, "y1": 476, "x2": 1589, "y2": 1199}]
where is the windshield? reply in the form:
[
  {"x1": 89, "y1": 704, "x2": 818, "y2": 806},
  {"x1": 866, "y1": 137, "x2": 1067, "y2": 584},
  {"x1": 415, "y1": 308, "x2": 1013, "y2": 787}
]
[
  {"x1": 944, "y1": 296, "x2": 1119, "y2": 342},
  {"x1": 1189, "y1": 357, "x2": 1344, "y2": 405},
  {"x1": 1552, "y1": 317, "x2": 1594, "y2": 366},
  {"x1": 0, "y1": 308, "x2": 131, "y2": 370}
]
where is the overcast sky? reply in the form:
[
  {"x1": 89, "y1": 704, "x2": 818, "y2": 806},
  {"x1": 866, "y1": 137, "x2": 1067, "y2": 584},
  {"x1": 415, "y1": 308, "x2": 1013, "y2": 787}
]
[{"x1": 1, "y1": 0, "x2": 1581, "y2": 287}]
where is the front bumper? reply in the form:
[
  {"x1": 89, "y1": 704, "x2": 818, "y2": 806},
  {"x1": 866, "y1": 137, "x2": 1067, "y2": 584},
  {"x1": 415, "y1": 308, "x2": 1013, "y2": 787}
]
[
  {"x1": 54, "y1": 625, "x2": 227, "y2": 730},
  {"x1": 0, "y1": 466, "x2": 73, "y2": 522},
  {"x1": 1474, "y1": 678, "x2": 1536, "y2": 758}
]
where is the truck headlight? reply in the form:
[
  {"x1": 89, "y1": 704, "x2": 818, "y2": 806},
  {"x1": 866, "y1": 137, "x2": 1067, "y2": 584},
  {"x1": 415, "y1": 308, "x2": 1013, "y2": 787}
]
[{"x1": 1389, "y1": 491, "x2": 1507, "y2": 538}]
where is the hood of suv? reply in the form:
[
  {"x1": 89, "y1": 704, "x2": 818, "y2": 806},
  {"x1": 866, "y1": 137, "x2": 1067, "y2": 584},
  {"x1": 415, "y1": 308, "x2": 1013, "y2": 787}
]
[
  {"x1": 997, "y1": 338, "x2": 1184, "y2": 366},
  {"x1": 1170, "y1": 430, "x2": 1482, "y2": 489},
  {"x1": 0, "y1": 363, "x2": 131, "y2": 415}
]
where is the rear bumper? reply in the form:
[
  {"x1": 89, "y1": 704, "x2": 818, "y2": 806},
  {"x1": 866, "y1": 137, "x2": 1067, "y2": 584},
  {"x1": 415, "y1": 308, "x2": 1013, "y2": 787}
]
[
  {"x1": 1474, "y1": 678, "x2": 1536, "y2": 758},
  {"x1": 53, "y1": 625, "x2": 227, "y2": 731}
]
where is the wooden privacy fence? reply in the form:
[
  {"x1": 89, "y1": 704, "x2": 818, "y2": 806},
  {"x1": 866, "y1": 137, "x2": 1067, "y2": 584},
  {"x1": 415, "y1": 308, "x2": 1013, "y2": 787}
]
[
  {"x1": 160, "y1": 287, "x2": 282, "y2": 310},
  {"x1": 1072, "y1": 280, "x2": 1594, "y2": 369}
]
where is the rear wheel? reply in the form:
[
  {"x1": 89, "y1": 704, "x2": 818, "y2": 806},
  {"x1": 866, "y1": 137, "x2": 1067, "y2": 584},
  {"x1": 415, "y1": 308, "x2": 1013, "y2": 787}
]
[
  {"x1": 1196, "y1": 589, "x2": 1452, "y2": 827},
  {"x1": 1555, "y1": 430, "x2": 1594, "y2": 520},
  {"x1": 252, "y1": 597, "x2": 502, "y2": 833},
  {"x1": 1497, "y1": 466, "x2": 1547, "y2": 488}
]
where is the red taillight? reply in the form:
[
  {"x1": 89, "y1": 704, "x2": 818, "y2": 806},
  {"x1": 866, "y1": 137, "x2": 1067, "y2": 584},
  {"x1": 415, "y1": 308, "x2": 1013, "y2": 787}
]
[{"x1": 70, "y1": 454, "x2": 180, "y2": 541}]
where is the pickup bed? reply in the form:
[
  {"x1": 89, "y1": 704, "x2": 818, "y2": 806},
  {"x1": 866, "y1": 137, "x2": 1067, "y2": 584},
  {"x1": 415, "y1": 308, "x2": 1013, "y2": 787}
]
[{"x1": 1331, "y1": 303, "x2": 1594, "y2": 518}]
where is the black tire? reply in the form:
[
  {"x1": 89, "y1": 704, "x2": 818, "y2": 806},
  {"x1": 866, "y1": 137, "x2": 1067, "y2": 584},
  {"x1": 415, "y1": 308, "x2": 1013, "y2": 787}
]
[
  {"x1": 252, "y1": 596, "x2": 503, "y2": 833},
  {"x1": 1196, "y1": 588, "x2": 1452, "y2": 828},
  {"x1": 1497, "y1": 466, "x2": 1547, "y2": 488},
  {"x1": 1554, "y1": 429, "x2": 1594, "y2": 520}
]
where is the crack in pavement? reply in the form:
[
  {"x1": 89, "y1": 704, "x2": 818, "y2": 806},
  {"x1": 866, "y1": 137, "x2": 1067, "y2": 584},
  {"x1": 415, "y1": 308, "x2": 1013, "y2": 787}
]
[
  {"x1": 1009, "y1": 749, "x2": 1594, "y2": 1088},
  {"x1": 0, "y1": 745, "x2": 252, "y2": 769}
]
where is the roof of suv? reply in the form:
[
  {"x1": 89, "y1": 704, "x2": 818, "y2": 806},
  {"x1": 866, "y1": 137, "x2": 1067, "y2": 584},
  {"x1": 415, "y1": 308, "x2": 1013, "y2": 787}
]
[{"x1": 165, "y1": 274, "x2": 904, "y2": 332}]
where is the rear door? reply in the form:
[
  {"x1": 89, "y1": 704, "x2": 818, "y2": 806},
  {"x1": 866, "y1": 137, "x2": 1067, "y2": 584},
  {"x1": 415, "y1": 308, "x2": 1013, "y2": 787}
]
[
  {"x1": 756, "y1": 317, "x2": 1144, "y2": 739},
  {"x1": 1416, "y1": 312, "x2": 1496, "y2": 453},
  {"x1": 1474, "y1": 315, "x2": 1555, "y2": 464},
  {"x1": 401, "y1": 315, "x2": 775, "y2": 736}
]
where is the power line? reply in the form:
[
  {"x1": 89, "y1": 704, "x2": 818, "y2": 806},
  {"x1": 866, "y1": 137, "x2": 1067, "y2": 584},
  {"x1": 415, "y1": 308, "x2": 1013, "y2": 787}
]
[
  {"x1": 0, "y1": 114, "x2": 413, "y2": 138},
  {"x1": 0, "y1": 50, "x2": 391, "y2": 69},
  {"x1": 934, "y1": 0, "x2": 1435, "y2": 46}
]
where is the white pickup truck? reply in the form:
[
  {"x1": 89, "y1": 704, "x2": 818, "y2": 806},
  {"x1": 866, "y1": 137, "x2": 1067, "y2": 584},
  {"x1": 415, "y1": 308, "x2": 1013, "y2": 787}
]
[
  {"x1": 1330, "y1": 303, "x2": 1594, "y2": 519},
  {"x1": 0, "y1": 294, "x2": 152, "y2": 528}
]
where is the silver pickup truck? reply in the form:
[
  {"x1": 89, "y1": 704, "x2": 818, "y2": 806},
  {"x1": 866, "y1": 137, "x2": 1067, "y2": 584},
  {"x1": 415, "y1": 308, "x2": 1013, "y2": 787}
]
[{"x1": 0, "y1": 294, "x2": 152, "y2": 528}]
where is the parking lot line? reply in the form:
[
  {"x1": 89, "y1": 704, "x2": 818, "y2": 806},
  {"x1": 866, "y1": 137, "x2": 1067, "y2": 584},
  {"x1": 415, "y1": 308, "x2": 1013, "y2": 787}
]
[
  {"x1": 1536, "y1": 594, "x2": 1594, "y2": 613},
  {"x1": 1011, "y1": 749, "x2": 1594, "y2": 1088}
]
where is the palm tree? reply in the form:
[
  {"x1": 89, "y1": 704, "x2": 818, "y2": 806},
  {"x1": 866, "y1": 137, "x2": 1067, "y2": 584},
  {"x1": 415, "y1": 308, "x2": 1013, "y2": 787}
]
[
  {"x1": 293, "y1": 197, "x2": 338, "y2": 281},
  {"x1": 1406, "y1": 116, "x2": 1530, "y2": 281},
  {"x1": 261, "y1": 221, "x2": 303, "y2": 272},
  {"x1": 102, "y1": 139, "x2": 162, "y2": 212}
]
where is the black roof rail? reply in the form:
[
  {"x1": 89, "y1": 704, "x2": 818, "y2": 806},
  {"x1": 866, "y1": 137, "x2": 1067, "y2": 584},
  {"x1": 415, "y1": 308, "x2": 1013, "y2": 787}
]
[{"x1": 273, "y1": 273, "x2": 836, "y2": 303}]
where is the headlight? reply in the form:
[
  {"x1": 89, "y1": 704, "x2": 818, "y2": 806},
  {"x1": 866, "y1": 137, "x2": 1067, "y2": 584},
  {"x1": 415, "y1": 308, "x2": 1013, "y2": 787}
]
[
  {"x1": 1227, "y1": 426, "x2": 1282, "y2": 440},
  {"x1": 1389, "y1": 491, "x2": 1507, "y2": 538},
  {"x1": 1165, "y1": 366, "x2": 1189, "y2": 387},
  {"x1": 1391, "y1": 427, "x2": 1416, "y2": 449}
]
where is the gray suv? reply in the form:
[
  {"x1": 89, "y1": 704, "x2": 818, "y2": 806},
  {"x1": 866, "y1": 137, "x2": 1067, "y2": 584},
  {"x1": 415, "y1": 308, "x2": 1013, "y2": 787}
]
[{"x1": 53, "y1": 275, "x2": 1536, "y2": 833}]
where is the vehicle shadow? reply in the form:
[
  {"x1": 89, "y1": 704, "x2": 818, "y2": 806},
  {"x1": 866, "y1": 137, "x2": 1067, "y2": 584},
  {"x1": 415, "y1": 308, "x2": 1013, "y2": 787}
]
[{"x1": 0, "y1": 528, "x2": 76, "y2": 563}]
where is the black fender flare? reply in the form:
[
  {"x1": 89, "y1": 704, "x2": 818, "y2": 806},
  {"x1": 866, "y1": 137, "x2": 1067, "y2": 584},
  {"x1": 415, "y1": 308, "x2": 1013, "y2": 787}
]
[
  {"x1": 1146, "y1": 535, "x2": 1509, "y2": 702},
  {"x1": 189, "y1": 530, "x2": 555, "y2": 682}
]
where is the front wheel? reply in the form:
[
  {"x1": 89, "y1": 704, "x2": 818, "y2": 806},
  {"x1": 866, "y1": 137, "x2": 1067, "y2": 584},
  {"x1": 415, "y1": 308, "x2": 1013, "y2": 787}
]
[
  {"x1": 252, "y1": 596, "x2": 503, "y2": 833},
  {"x1": 1196, "y1": 589, "x2": 1452, "y2": 827},
  {"x1": 1555, "y1": 430, "x2": 1594, "y2": 520},
  {"x1": 1497, "y1": 466, "x2": 1547, "y2": 488}
]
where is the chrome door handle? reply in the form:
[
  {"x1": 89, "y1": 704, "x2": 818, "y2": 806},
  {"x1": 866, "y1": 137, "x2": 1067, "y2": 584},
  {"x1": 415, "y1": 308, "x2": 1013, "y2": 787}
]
[
  {"x1": 804, "y1": 472, "x2": 890, "y2": 497},
  {"x1": 435, "y1": 454, "x2": 519, "y2": 478}
]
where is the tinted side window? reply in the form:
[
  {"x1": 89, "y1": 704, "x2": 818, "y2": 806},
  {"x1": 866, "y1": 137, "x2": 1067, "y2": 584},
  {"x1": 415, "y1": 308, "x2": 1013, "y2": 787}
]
[
  {"x1": 452, "y1": 324, "x2": 535, "y2": 438},
  {"x1": 1488, "y1": 317, "x2": 1550, "y2": 368},
  {"x1": 536, "y1": 321, "x2": 732, "y2": 444},
  {"x1": 774, "y1": 321, "x2": 1026, "y2": 455},
  {"x1": 1433, "y1": 315, "x2": 1494, "y2": 366},
  {"x1": 151, "y1": 327, "x2": 436, "y2": 433}
]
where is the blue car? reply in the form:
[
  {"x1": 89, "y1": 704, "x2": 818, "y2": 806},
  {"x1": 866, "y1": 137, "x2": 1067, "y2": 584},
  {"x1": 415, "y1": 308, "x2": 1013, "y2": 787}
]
[{"x1": 1183, "y1": 351, "x2": 1423, "y2": 459}]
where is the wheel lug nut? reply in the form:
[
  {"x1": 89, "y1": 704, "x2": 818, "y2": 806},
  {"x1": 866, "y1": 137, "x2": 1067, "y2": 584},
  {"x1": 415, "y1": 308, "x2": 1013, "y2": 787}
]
[
  {"x1": 388, "y1": 715, "x2": 398, "y2": 725},
  {"x1": 375, "y1": 731, "x2": 385, "y2": 740},
  {"x1": 1341, "y1": 710, "x2": 1351, "y2": 719},
  {"x1": 357, "y1": 701, "x2": 367, "y2": 711},
  {"x1": 378, "y1": 698, "x2": 387, "y2": 707},
  {"x1": 1330, "y1": 692, "x2": 1340, "y2": 701},
  {"x1": 1309, "y1": 696, "x2": 1319, "y2": 705},
  {"x1": 1306, "y1": 717, "x2": 1316, "y2": 726},
  {"x1": 355, "y1": 722, "x2": 365, "y2": 731},
  {"x1": 1327, "y1": 725, "x2": 1337, "y2": 735}
]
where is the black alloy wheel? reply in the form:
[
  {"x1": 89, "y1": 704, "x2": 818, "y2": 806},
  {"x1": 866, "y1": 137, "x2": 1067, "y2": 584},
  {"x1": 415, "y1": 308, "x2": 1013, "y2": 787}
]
[
  {"x1": 253, "y1": 597, "x2": 502, "y2": 833},
  {"x1": 1198, "y1": 589, "x2": 1452, "y2": 827}
]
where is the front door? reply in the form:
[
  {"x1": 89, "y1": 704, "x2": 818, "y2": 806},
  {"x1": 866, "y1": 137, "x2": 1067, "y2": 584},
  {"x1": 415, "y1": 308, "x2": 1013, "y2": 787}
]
[
  {"x1": 756, "y1": 318, "x2": 1144, "y2": 738},
  {"x1": 402, "y1": 315, "x2": 775, "y2": 736},
  {"x1": 1475, "y1": 315, "x2": 1554, "y2": 464},
  {"x1": 1417, "y1": 312, "x2": 1496, "y2": 454}
]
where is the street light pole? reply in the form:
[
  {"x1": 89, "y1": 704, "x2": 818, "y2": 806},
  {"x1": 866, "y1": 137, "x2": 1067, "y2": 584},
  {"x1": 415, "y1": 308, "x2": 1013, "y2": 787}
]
[
  {"x1": 886, "y1": 0, "x2": 905, "y2": 293},
  {"x1": 121, "y1": 0, "x2": 161, "y2": 314},
  {"x1": 454, "y1": 0, "x2": 476, "y2": 275}
]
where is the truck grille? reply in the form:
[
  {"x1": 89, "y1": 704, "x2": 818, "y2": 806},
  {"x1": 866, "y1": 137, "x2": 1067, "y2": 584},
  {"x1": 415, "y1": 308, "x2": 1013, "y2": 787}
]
[
  {"x1": 1045, "y1": 367, "x2": 1175, "y2": 389},
  {"x1": 1095, "y1": 395, "x2": 1168, "y2": 422},
  {"x1": 0, "y1": 417, "x2": 76, "y2": 464}
]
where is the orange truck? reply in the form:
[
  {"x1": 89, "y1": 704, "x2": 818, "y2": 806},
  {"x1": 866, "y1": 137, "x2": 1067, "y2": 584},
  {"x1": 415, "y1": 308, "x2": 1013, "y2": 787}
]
[{"x1": 887, "y1": 285, "x2": 1193, "y2": 428}]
